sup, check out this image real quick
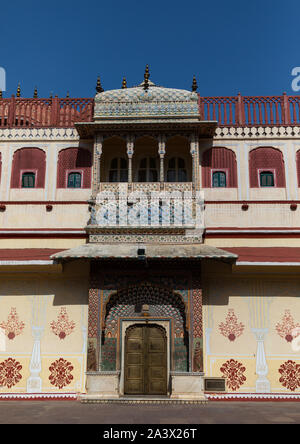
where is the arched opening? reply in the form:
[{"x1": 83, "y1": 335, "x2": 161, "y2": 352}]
[
  {"x1": 202, "y1": 147, "x2": 237, "y2": 188},
  {"x1": 133, "y1": 136, "x2": 159, "y2": 182},
  {"x1": 124, "y1": 324, "x2": 168, "y2": 395},
  {"x1": 57, "y1": 147, "x2": 92, "y2": 188},
  {"x1": 11, "y1": 147, "x2": 46, "y2": 188},
  {"x1": 249, "y1": 147, "x2": 285, "y2": 188},
  {"x1": 101, "y1": 283, "x2": 188, "y2": 373},
  {"x1": 165, "y1": 136, "x2": 191, "y2": 182}
]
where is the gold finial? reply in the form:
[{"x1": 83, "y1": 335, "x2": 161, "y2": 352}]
[
  {"x1": 0, "y1": 90, "x2": 2, "y2": 99},
  {"x1": 192, "y1": 75, "x2": 198, "y2": 92},
  {"x1": 49, "y1": 91, "x2": 53, "y2": 99},
  {"x1": 122, "y1": 77, "x2": 127, "y2": 89},
  {"x1": 144, "y1": 64, "x2": 150, "y2": 90},
  {"x1": 96, "y1": 76, "x2": 104, "y2": 93},
  {"x1": 16, "y1": 83, "x2": 21, "y2": 97},
  {"x1": 66, "y1": 91, "x2": 70, "y2": 98},
  {"x1": 33, "y1": 86, "x2": 38, "y2": 98}
]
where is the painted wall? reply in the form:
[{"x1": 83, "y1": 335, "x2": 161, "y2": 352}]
[
  {"x1": 0, "y1": 261, "x2": 89, "y2": 394},
  {"x1": 203, "y1": 261, "x2": 300, "y2": 393}
]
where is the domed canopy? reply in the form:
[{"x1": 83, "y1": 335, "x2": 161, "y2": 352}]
[{"x1": 94, "y1": 79, "x2": 200, "y2": 121}]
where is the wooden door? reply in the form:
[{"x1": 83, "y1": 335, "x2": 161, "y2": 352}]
[{"x1": 124, "y1": 324, "x2": 167, "y2": 395}]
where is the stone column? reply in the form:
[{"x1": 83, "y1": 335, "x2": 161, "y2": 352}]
[
  {"x1": 158, "y1": 135, "x2": 166, "y2": 184},
  {"x1": 190, "y1": 135, "x2": 199, "y2": 189},
  {"x1": 27, "y1": 295, "x2": 48, "y2": 393},
  {"x1": 191, "y1": 278, "x2": 204, "y2": 373},
  {"x1": 126, "y1": 135, "x2": 134, "y2": 184},
  {"x1": 252, "y1": 328, "x2": 271, "y2": 393},
  {"x1": 92, "y1": 134, "x2": 103, "y2": 197}
]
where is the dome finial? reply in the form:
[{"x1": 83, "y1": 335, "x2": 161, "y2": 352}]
[
  {"x1": 33, "y1": 86, "x2": 38, "y2": 98},
  {"x1": 96, "y1": 76, "x2": 104, "y2": 93},
  {"x1": 192, "y1": 75, "x2": 198, "y2": 92},
  {"x1": 16, "y1": 82, "x2": 21, "y2": 97},
  {"x1": 0, "y1": 90, "x2": 2, "y2": 99},
  {"x1": 122, "y1": 77, "x2": 127, "y2": 89},
  {"x1": 144, "y1": 64, "x2": 150, "y2": 90}
]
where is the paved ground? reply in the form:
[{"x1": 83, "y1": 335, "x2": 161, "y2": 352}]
[{"x1": 0, "y1": 400, "x2": 300, "y2": 424}]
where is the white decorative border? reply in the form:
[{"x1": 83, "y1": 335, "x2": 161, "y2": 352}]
[
  {"x1": 0, "y1": 392, "x2": 78, "y2": 400},
  {"x1": 206, "y1": 392, "x2": 300, "y2": 401},
  {"x1": 215, "y1": 126, "x2": 300, "y2": 139},
  {"x1": 0, "y1": 128, "x2": 80, "y2": 141}
]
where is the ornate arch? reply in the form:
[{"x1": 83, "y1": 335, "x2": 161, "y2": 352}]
[{"x1": 101, "y1": 282, "x2": 189, "y2": 372}]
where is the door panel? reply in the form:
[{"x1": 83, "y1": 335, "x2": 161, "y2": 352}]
[{"x1": 124, "y1": 325, "x2": 167, "y2": 395}]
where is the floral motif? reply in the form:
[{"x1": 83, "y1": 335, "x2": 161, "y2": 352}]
[
  {"x1": 0, "y1": 308, "x2": 25, "y2": 340},
  {"x1": 50, "y1": 307, "x2": 75, "y2": 340},
  {"x1": 275, "y1": 310, "x2": 300, "y2": 343},
  {"x1": 278, "y1": 360, "x2": 300, "y2": 391},
  {"x1": 49, "y1": 358, "x2": 74, "y2": 389},
  {"x1": 0, "y1": 358, "x2": 22, "y2": 388},
  {"x1": 219, "y1": 309, "x2": 245, "y2": 342},
  {"x1": 220, "y1": 359, "x2": 246, "y2": 391}
]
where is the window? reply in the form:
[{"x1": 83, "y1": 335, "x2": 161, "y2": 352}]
[
  {"x1": 138, "y1": 157, "x2": 158, "y2": 182},
  {"x1": 212, "y1": 171, "x2": 226, "y2": 188},
  {"x1": 167, "y1": 157, "x2": 187, "y2": 182},
  {"x1": 21, "y1": 172, "x2": 35, "y2": 188},
  {"x1": 109, "y1": 158, "x2": 128, "y2": 182},
  {"x1": 260, "y1": 171, "x2": 274, "y2": 187},
  {"x1": 67, "y1": 172, "x2": 82, "y2": 188}
]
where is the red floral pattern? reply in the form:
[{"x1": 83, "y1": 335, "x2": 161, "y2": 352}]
[
  {"x1": 278, "y1": 360, "x2": 300, "y2": 391},
  {"x1": 0, "y1": 307, "x2": 25, "y2": 340},
  {"x1": 50, "y1": 307, "x2": 75, "y2": 340},
  {"x1": 0, "y1": 358, "x2": 22, "y2": 388},
  {"x1": 219, "y1": 309, "x2": 245, "y2": 342},
  {"x1": 220, "y1": 359, "x2": 246, "y2": 391},
  {"x1": 49, "y1": 358, "x2": 74, "y2": 389},
  {"x1": 276, "y1": 310, "x2": 300, "y2": 343}
]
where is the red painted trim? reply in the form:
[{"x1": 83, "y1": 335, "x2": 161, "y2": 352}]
[
  {"x1": 0, "y1": 249, "x2": 64, "y2": 260},
  {"x1": 0, "y1": 232, "x2": 87, "y2": 239},
  {"x1": 0, "y1": 228, "x2": 85, "y2": 231},
  {"x1": 205, "y1": 200, "x2": 300, "y2": 204},
  {"x1": 205, "y1": 232, "x2": 300, "y2": 238},
  {"x1": 221, "y1": 247, "x2": 300, "y2": 262},
  {"x1": 206, "y1": 227, "x2": 300, "y2": 230},
  {"x1": 0, "y1": 201, "x2": 88, "y2": 205}
]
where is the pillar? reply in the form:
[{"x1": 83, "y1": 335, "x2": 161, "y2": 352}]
[
  {"x1": 126, "y1": 135, "x2": 134, "y2": 183},
  {"x1": 158, "y1": 135, "x2": 166, "y2": 184},
  {"x1": 92, "y1": 133, "x2": 103, "y2": 197}
]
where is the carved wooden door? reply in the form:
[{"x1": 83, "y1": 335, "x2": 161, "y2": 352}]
[{"x1": 124, "y1": 324, "x2": 167, "y2": 395}]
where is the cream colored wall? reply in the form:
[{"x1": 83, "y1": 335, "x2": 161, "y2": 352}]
[
  {"x1": 203, "y1": 261, "x2": 300, "y2": 393},
  {"x1": 0, "y1": 138, "x2": 92, "y2": 232},
  {"x1": 0, "y1": 260, "x2": 89, "y2": 394},
  {"x1": 199, "y1": 137, "x2": 299, "y2": 203}
]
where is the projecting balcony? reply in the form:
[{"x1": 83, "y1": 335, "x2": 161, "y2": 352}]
[
  {"x1": 97, "y1": 182, "x2": 193, "y2": 193},
  {"x1": 87, "y1": 181, "x2": 204, "y2": 233}
]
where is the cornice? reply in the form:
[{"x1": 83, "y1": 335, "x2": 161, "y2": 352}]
[
  {"x1": 0, "y1": 127, "x2": 81, "y2": 142},
  {"x1": 214, "y1": 126, "x2": 300, "y2": 139}
]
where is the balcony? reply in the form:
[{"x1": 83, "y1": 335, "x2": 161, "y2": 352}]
[{"x1": 88, "y1": 182, "x2": 204, "y2": 232}]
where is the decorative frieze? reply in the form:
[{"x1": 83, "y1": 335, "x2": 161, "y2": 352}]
[
  {"x1": 0, "y1": 127, "x2": 80, "y2": 141},
  {"x1": 214, "y1": 126, "x2": 300, "y2": 139}
]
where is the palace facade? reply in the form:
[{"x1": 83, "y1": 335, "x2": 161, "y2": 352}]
[{"x1": 0, "y1": 68, "x2": 300, "y2": 400}]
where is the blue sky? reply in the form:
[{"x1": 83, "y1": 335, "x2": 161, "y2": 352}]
[{"x1": 1, "y1": 0, "x2": 299, "y2": 98}]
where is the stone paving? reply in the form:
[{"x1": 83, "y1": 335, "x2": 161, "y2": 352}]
[{"x1": 0, "y1": 401, "x2": 300, "y2": 424}]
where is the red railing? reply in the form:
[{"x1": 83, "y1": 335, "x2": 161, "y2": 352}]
[
  {"x1": 199, "y1": 93, "x2": 300, "y2": 126},
  {"x1": 0, "y1": 94, "x2": 299, "y2": 128},
  {"x1": 0, "y1": 97, "x2": 94, "y2": 128}
]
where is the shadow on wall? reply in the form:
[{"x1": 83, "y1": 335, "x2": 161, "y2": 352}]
[{"x1": 0, "y1": 259, "x2": 90, "y2": 307}]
